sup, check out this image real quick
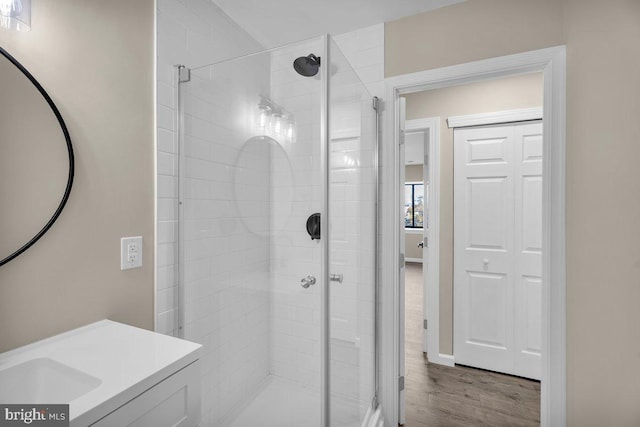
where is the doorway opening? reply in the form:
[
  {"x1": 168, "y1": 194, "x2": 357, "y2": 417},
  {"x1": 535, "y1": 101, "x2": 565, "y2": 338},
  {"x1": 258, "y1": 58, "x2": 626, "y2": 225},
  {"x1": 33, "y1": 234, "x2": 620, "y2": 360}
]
[
  {"x1": 381, "y1": 46, "x2": 567, "y2": 427},
  {"x1": 400, "y1": 71, "x2": 545, "y2": 425}
]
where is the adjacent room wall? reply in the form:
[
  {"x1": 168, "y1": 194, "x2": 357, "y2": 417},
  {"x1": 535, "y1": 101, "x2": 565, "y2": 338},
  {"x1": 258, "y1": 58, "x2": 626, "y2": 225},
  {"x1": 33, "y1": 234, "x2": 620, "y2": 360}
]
[
  {"x1": 386, "y1": 0, "x2": 640, "y2": 424},
  {"x1": 405, "y1": 164, "x2": 423, "y2": 182},
  {"x1": 405, "y1": 165, "x2": 424, "y2": 261},
  {"x1": 0, "y1": 0, "x2": 155, "y2": 352},
  {"x1": 404, "y1": 73, "x2": 543, "y2": 354},
  {"x1": 405, "y1": 233, "x2": 423, "y2": 261}
]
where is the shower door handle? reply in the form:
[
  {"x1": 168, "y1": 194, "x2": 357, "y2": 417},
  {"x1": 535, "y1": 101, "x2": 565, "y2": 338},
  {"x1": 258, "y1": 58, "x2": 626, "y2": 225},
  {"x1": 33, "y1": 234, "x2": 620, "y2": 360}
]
[
  {"x1": 330, "y1": 274, "x2": 343, "y2": 284},
  {"x1": 301, "y1": 275, "x2": 316, "y2": 289}
]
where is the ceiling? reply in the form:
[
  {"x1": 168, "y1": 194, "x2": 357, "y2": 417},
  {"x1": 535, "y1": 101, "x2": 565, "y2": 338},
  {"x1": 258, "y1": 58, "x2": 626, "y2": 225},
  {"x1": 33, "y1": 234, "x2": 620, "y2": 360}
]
[{"x1": 211, "y1": 0, "x2": 465, "y2": 48}]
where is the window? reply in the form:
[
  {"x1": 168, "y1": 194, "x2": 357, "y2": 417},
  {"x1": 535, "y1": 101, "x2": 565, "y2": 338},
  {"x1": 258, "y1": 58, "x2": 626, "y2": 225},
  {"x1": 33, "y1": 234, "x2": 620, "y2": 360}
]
[{"x1": 405, "y1": 183, "x2": 426, "y2": 228}]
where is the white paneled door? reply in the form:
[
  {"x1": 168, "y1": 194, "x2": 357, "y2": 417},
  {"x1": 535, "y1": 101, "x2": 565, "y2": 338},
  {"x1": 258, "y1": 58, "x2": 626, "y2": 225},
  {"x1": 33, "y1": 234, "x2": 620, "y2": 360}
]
[{"x1": 453, "y1": 121, "x2": 542, "y2": 380}]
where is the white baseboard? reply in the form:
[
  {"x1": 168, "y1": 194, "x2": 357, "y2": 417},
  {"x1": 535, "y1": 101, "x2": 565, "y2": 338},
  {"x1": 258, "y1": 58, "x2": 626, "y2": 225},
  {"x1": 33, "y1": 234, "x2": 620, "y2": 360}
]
[
  {"x1": 405, "y1": 258, "x2": 423, "y2": 263},
  {"x1": 427, "y1": 353, "x2": 455, "y2": 367}
]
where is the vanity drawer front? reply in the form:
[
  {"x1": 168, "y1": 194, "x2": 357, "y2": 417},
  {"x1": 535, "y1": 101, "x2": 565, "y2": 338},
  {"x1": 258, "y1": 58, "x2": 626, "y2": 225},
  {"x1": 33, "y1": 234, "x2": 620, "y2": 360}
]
[{"x1": 91, "y1": 360, "x2": 201, "y2": 427}]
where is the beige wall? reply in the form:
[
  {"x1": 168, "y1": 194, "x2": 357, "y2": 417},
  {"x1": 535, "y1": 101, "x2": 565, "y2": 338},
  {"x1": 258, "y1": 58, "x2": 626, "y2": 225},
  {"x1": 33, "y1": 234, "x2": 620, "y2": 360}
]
[
  {"x1": 405, "y1": 164, "x2": 423, "y2": 182},
  {"x1": 0, "y1": 0, "x2": 155, "y2": 352},
  {"x1": 404, "y1": 73, "x2": 543, "y2": 355},
  {"x1": 405, "y1": 233, "x2": 423, "y2": 261},
  {"x1": 563, "y1": 1, "x2": 640, "y2": 424},
  {"x1": 405, "y1": 165, "x2": 425, "y2": 260},
  {"x1": 387, "y1": 0, "x2": 640, "y2": 424},
  {"x1": 1, "y1": 56, "x2": 69, "y2": 258},
  {"x1": 385, "y1": 0, "x2": 565, "y2": 77}
]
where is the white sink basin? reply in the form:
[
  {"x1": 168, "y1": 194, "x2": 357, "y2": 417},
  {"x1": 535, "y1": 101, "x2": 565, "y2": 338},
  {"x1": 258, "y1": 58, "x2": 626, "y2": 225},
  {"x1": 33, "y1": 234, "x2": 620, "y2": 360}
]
[
  {"x1": 0, "y1": 320, "x2": 202, "y2": 426},
  {"x1": 0, "y1": 357, "x2": 102, "y2": 404}
]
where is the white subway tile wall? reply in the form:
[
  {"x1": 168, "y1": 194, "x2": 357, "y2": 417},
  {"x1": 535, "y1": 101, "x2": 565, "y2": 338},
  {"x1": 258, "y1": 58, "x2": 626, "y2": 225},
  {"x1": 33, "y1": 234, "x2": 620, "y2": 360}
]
[
  {"x1": 268, "y1": 41, "x2": 323, "y2": 399},
  {"x1": 156, "y1": 1, "x2": 263, "y2": 425},
  {"x1": 181, "y1": 56, "x2": 272, "y2": 425},
  {"x1": 156, "y1": 0, "x2": 261, "y2": 336},
  {"x1": 333, "y1": 24, "x2": 385, "y2": 99}
]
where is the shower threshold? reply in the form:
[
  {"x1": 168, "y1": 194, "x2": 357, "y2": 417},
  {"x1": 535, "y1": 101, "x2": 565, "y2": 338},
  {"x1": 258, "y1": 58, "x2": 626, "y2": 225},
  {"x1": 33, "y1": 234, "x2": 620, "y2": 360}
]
[{"x1": 223, "y1": 375, "x2": 360, "y2": 427}]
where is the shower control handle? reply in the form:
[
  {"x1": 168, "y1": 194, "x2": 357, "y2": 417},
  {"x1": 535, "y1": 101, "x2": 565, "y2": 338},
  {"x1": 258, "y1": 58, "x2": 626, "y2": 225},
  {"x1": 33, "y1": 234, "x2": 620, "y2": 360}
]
[{"x1": 301, "y1": 275, "x2": 316, "y2": 289}]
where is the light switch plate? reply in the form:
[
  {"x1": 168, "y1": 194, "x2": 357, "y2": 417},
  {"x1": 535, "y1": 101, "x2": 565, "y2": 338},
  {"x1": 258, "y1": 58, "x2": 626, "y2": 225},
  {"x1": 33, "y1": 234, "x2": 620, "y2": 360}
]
[{"x1": 121, "y1": 236, "x2": 143, "y2": 270}]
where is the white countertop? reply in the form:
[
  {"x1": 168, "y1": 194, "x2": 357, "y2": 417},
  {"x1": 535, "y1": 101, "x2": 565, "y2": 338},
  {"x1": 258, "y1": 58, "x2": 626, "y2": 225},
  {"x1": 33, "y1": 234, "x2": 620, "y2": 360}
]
[{"x1": 0, "y1": 320, "x2": 202, "y2": 426}]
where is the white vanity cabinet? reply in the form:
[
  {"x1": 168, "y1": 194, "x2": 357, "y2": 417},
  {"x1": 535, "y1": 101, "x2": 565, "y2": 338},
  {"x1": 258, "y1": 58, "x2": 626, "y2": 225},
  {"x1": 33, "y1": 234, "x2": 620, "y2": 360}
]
[{"x1": 90, "y1": 360, "x2": 200, "y2": 427}]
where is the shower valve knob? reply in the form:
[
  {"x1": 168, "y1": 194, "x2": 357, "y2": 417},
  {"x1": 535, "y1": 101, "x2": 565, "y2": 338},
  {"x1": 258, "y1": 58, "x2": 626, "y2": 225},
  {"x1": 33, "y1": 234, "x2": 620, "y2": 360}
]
[{"x1": 301, "y1": 275, "x2": 316, "y2": 289}]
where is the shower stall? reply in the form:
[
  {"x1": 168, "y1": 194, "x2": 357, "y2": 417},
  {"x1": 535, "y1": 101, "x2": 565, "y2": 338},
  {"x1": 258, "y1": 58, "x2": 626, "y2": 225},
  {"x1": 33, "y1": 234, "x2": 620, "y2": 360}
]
[{"x1": 174, "y1": 35, "x2": 378, "y2": 426}]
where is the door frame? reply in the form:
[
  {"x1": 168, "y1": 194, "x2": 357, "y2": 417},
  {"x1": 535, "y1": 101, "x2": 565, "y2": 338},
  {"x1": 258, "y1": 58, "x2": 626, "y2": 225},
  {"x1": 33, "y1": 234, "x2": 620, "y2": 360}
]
[
  {"x1": 380, "y1": 46, "x2": 566, "y2": 427},
  {"x1": 403, "y1": 118, "x2": 445, "y2": 361}
]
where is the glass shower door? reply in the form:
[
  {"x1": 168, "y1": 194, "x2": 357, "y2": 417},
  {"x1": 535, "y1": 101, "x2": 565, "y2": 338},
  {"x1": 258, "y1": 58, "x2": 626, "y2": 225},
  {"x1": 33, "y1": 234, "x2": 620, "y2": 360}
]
[
  {"x1": 178, "y1": 37, "x2": 326, "y2": 427},
  {"x1": 176, "y1": 35, "x2": 378, "y2": 427},
  {"x1": 327, "y1": 38, "x2": 378, "y2": 426}
]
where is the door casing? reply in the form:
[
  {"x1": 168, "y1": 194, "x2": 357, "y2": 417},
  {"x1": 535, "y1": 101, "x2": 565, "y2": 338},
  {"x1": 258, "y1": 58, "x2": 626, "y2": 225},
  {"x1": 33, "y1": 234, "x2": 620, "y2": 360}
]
[
  {"x1": 403, "y1": 118, "x2": 443, "y2": 360},
  {"x1": 380, "y1": 46, "x2": 567, "y2": 427}
]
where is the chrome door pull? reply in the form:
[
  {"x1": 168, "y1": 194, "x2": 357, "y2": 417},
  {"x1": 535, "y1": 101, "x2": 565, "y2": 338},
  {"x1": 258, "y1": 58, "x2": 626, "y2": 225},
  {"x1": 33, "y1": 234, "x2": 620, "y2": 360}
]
[
  {"x1": 300, "y1": 275, "x2": 316, "y2": 289},
  {"x1": 330, "y1": 274, "x2": 343, "y2": 284}
]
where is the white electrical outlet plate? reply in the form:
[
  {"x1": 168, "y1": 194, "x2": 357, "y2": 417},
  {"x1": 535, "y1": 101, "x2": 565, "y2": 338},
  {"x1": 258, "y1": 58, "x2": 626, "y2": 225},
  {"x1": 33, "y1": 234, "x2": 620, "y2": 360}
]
[{"x1": 121, "y1": 236, "x2": 143, "y2": 270}]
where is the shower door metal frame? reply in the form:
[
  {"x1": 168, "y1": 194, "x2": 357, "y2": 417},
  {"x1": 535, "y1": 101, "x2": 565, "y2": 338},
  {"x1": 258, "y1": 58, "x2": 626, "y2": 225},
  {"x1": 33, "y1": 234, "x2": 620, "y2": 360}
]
[
  {"x1": 320, "y1": 35, "x2": 330, "y2": 427},
  {"x1": 372, "y1": 95, "x2": 381, "y2": 411},
  {"x1": 175, "y1": 64, "x2": 190, "y2": 339}
]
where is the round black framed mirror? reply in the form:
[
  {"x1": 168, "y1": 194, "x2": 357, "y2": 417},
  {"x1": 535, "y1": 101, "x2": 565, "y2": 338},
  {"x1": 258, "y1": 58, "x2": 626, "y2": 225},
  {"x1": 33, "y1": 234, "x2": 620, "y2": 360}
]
[{"x1": 0, "y1": 46, "x2": 74, "y2": 267}]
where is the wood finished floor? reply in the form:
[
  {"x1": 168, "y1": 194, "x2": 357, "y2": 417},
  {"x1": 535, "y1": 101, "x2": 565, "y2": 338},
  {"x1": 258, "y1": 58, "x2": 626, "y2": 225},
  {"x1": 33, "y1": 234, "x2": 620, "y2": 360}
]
[{"x1": 404, "y1": 262, "x2": 540, "y2": 427}]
